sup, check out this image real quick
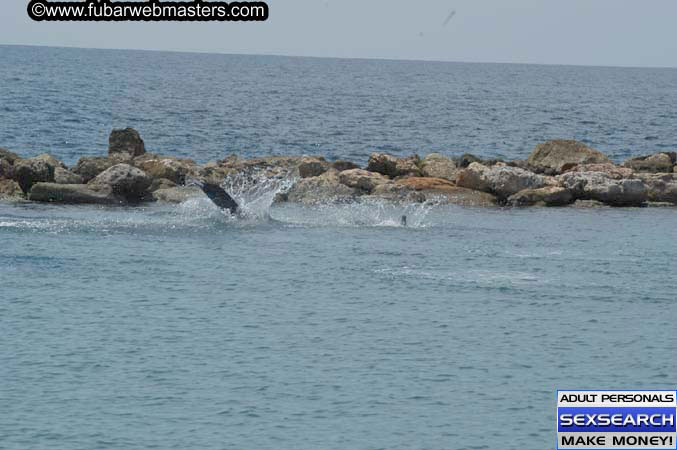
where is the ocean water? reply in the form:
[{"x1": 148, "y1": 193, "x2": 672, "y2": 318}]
[
  {"x1": 1, "y1": 45, "x2": 676, "y2": 165},
  {"x1": 1, "y1": 46, "x2": 677, "y2": 450}
]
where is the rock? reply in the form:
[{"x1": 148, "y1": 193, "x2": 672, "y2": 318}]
[
  {"x1": 149, "y1": 178, "x2": 177, "y2": 192},
  {"x1": 558, "y1": 172, "x2": 648, "y2": 206},
  {"x1": 298, "y1": 157, "x2": 330, "y2": 178},
  {"x1": 392, "y1": 177, "x2": 497, "y2": 206},
  {"x1": 368, "y1": 183, "x2": 426, "y2": 203},
  {"x1": 152, "y1": 186, "x2": 203, "y2": 203},
  {"x1": 528, "y1": 140, "x2": 611, "y2": 174},
  {"x1": 623, "y1": 152, "x2": 675, "y2": 173},
  {"x1": 285, "y1": 170, "x2": 360, "y2": 204},
  {"x1": 0, "y1": 179, "x2": 24, "y2": 201},
  {"x1": 0, "y1": 158, "x2": 13, "y2": 179},
  {"x1": 29, "y1": 183, "x2": 120, "y2": 204},
  {"x1": 109, "y1": 128, "x2": 146, "y2": 157},
  {"x1": 137, "y1": 158, "x2": 196, "y2": 184},
  {"x1": 90, "y1": 163, "x2": 152, "y2": 201},
  {"x1": 634, "y1": 173, "x2": 677, "y2": 204},
  {"x1": 54, "y1": 167, "x2": 84, "y2": 184},
  {"x1": 13, "y1": 157, "x2": 55, "y2": 193},
  {"x1": 367, "y1": 153, "x2": 422, "y2": 178},
  {"x1": 421, "y1": 186, "x2": 497, "y2": 207},
  {"x1": 456, "y1": 162, "x2": 554, "y2": 199},
  {"x1": 420, "y1": 153, "x2": 458, "y2": 182},
  {"x1": 34, "y1": 153, "x2": 67, "y2": 170},
  {"x1": 564, "y1": 163, "x2": 634, "y2": 180},
  {"x1": 507, "y1": 186, "x2": 574, "y2": 207},
  {"x1": 338, "y1": 169, "x2": 390, "y2": 192},
  {"x1": 331, "y1": 160, "x2": 360, "y2": 172},
  {"x1": 0, "y1": 147, "x2": 21, "y2": 165},
  {"x1": 573, "y1": 199, "x2": 609, "y2": 208},
  {"x1": 394, "y1": 177, "x2": 456, "y2": 191},
  {"x1": 72, "y1": 156, "x2": 117, "y2": 182}
]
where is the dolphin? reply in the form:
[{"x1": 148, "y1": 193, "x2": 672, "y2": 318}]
[{"x1": 187, "y1": 178, "x2": 239, "y2": 215}]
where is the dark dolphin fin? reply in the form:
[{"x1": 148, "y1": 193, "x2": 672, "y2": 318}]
[
  {"x1": 186, "y1": 178, "x2": 239, "y2": 214},
  {"x1": 201, "y1": 182, "x2": 239, "y2": 214}
]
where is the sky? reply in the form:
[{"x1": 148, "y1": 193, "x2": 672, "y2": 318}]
[{"x1": 1, "y1": 0, "x2": 677, "y2": 68}]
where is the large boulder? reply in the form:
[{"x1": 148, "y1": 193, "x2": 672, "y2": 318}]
[
  {"x1": 109, "y1": 128, "x2": 146, "y2": 157},
  {"x1": 393, "y1": 177, "x2": 497, "y2": 206},
  {"x1": 456, "y1": 162, "x2": 554, "y2": 199},
  {"x1": 563, "y1": 163, "x2": 634, "y2": 180},
  {"x1": 634, "y1": 173, "x2": 677, "y2": 204},
  {"x1": 29, "y1": 183, "x2": 120, "y2": 204},
  {"x1": 152, "y1": 186, "x2": 203, "y2": 203},
  {"x1": 0, "y1": 179, "x2": 23, "y2": 201},
  {"x1": 54, "y1": 167, "x2": 84, "y2": 184},
  {"x1": 71, "y1": 156, "x2": 117, "y2": 182},
  {"x1": 90, "y1": 163, "x2": 151, "y2": 201},
  {"x1": 528, "y1": 140, "x2": 611, "y2": 174},
  {"x1": 338, "y1": 169, "x2": 390, "y2": 192},
  {"x1": 367, "y1": 153, "x2": 422, "y2": 178},
  {"x1": 136, "y1": 158, "x2": 196, "y2": 185},
  {"x1": 558, "y1": 172, "x2": 648, "y2": 206},
  {"x1": 285, "y1": 170, "x2": 360, "y2": 204},
  {"x1": 507, "y1": 186, "x2": 574, "y2": 207},
  {"x1": 420, "y1": 153, "x2": 458, "y2": 182},
  {"x1": 13, "y1": 157, "x2": 55, "y2": 193},
  {"x1": 623, "y1": 152, "x2": 675, "y2": 173}
]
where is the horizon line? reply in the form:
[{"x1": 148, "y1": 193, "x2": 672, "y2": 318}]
[{"x1": 2, "y1": 42, "x2": 677, "y2": 70}]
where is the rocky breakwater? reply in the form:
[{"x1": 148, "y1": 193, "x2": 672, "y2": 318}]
[{"x1": 1, "y1": 131, "x2": 676, "y2": 209}]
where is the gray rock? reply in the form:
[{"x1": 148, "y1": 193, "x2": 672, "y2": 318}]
[
  {"x1": 528, "y1": 140, "x2": 611, "y2": 174},
  {"x1": 338, "y1": 169, "x2": 390, "y2": 192},
  {"x1": 109, "y1": 128, "x2": 146, "y2": 157},
  {"x1": 456, "y1": 162, "x2": 555, "y2": 199},
  {"x1": 90, "y1": 163, "x2": 151, "y2": 201},
  {"x1": 72, "y1": 156, "x2": 117, "y2": 182},
  {"x1": 367, "y1": 153, "x2": 422, "y2": 178},
  {"x1": 285, "y1": 170, "x2": 360, "y2": 204},
  {"x1": 29, "y1": 183, "x2": 120, "y2": 204},
  {"x1": 623, "y1": 152, "x2": 675, "y2": 173},
  {"x1": 13, "y1": 157, "x2": 55, "y2": 193},
  {"x1": 633, "y1": 173, "x2": 677, "y2": 204},
  {"x1": 54, "y1": 167, "x2": 84, "y2": 184},
  {"x1": 420, "y1": 153, "x2": 458, "y2": 182},
  {"x1": 152, "y1": 186, "x2": 203, "y2": 203},
  {"x1": 508, "y1": 186, "x2": 574, "y2": 207},
  {"x1": 558, "y1": 172, "x2": 648, "y2": 206}
]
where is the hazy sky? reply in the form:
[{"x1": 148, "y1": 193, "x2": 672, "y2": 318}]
[{"x1": 1, "y1": 0, "x2": 677, "y2": 67}]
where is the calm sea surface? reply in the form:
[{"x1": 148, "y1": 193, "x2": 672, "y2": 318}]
[{"x1": 1, "y1": 46, "x2": 676, "y2": 450}]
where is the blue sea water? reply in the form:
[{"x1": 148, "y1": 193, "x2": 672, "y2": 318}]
[{"x1": 1, "y1": 46, "x2": 676, "y2": 450}]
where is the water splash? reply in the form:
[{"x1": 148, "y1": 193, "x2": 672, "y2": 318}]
[{"x1": 222, "y1": 168, "x2": 297, "y2": 221}]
